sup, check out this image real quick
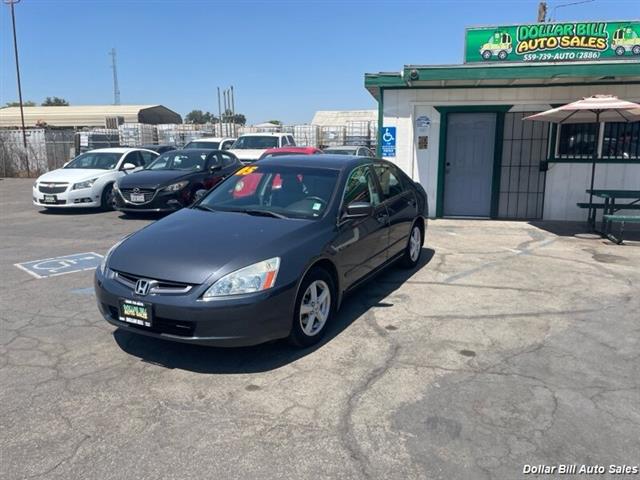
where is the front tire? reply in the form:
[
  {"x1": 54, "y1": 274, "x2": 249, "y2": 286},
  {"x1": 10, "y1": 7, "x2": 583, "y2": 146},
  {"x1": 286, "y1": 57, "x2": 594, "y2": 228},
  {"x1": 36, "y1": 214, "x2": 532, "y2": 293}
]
[
  {"x1": 289, "y1": 267, "x2": 335, "y2": 348},
  {"x1": 615, "y1": 46, "x2": 626, "y2": 56},
  {"x1": 400, "y1": 223, "x2": 423, "y2": 269},
  {"x1": 481, "y1": 50, "x2": 492, "y2": 60},
  {"x1": 632, "y1": 45, "x2": 640, "y2": 55},
  {"x1": 101, "y1": 184, "x2": 115, "y2": 211},
  {"x1": 498, "y1": 50, "x2": 508, "y2": 60}
]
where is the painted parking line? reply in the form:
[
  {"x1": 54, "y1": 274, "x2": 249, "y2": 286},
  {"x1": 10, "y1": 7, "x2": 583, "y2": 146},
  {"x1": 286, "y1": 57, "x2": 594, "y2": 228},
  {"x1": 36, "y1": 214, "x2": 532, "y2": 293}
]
[{"x1": 15, "y1": 252, "x2": 103, "y2": 279}]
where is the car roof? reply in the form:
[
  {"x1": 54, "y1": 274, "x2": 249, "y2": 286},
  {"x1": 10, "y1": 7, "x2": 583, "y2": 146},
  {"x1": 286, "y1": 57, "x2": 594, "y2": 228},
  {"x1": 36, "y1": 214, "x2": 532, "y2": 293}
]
[
  {"x1": 262, "y1": 147, "x2": 320, "y2": 154},
  {"x1": 324, "y1": 146, "x2": 361, "y2": 151},
  {"x1": 237, "y1": 132, "x2": 289, "y2": 137},
  {"x1": 87, "y1": 147, "x2": 141, "y2": 154},
  {"x1": 186, "y1": 137, "x2": 235, "y2": 142},
  {"x1": 257, "y1": 154, "x2": 372, "y2": 170}
]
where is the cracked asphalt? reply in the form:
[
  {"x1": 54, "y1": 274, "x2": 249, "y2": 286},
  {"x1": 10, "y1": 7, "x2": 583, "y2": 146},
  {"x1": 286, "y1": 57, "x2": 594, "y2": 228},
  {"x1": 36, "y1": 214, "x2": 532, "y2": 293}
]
[{"x1": 1, "y1": 178, "x2": 639, "y2": 479}]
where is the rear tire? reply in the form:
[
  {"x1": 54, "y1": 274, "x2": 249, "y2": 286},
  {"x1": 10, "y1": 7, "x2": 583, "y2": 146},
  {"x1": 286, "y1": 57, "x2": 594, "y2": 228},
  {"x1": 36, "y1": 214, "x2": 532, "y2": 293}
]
[
  {"x1": 288, "y1": 267, "x2": 335, "y2": 348},
  {"x1": 400, "y1": 222, "x2": 423, "y2": 269},
  {"x1": 101, "y1": 184, "x2": 115, "y2": 211}
]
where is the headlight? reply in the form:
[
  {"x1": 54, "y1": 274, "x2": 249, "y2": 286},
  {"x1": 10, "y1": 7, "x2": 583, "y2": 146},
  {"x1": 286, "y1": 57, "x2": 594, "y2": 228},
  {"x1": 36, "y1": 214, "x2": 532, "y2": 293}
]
[
  {"x1": 202, "y1": 257, "x2": 280, "y2": 299},
  {"x1": 98, "y1": 237, "x2": 128, "y2": 274},
  {"x1": 73, "y1": 178, "x2": 98, "y2": 190},
  {"x1": 33, "y1": 180, "x2": 38, "y2": 188},
  {"x1": 163, "y1": 181, "x2": 189, "y2": 192}
]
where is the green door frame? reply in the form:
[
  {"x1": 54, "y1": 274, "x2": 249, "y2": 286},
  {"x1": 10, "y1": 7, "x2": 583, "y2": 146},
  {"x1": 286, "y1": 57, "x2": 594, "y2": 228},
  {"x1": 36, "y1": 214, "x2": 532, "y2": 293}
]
[{"x1": 434, "y1": 105, "x2": 511, "y2": 218}]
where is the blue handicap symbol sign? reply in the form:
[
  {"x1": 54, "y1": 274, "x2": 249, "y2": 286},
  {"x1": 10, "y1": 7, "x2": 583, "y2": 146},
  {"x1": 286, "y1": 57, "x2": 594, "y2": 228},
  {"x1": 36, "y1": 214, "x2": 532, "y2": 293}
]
[
  {"x1": 381, "y1": 127, "x2": 396, "y2": 157},
  {"x1": 15, "y1": 252, "x2": 104, "y2": 279}
]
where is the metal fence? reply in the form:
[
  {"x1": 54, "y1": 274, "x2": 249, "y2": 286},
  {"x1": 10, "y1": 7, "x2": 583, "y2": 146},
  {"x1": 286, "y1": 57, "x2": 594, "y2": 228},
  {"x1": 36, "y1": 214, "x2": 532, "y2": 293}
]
[{"x1": 0, "y1": 129, "x2": 74, "y2": 177}]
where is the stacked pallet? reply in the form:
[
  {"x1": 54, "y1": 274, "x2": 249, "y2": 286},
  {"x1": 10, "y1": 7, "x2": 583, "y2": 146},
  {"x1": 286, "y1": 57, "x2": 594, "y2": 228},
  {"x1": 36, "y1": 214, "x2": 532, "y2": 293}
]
[
  {"x1": 319, "y1": 126, "x2": 346, "y2": 148},
  {"x1": 293, "y1": 125, "x2": 319, "y2": 147},
  {"x1": 118, "y1": 123, "x2": 156, "y2": 147},
  {"x1": 345, "y1": 121, "x2": 371, "y2": 146}
]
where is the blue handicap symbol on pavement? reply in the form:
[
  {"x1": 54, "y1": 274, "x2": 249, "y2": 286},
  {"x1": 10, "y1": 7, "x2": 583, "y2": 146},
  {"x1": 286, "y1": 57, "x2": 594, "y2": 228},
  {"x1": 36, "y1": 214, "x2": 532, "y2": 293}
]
[
  {"x1": 381, "y1": 127, "x2": 396, "y2": 157},
  {"x1": 15, "y1": 252, "x2": 104, "y2": 279}
]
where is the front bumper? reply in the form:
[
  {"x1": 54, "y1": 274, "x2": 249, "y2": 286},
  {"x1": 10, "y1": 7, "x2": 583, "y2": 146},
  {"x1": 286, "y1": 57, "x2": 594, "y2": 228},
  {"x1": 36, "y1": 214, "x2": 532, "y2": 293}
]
[
  {"x1": 114, "y1": 188, "x2": 189, "y2": 213},
  {"x1": 32, "y1": 185, "x2": 102, "y2": 208},
  {"x1": 94, "y1": 269, "x2": 296, "y2": 347}
]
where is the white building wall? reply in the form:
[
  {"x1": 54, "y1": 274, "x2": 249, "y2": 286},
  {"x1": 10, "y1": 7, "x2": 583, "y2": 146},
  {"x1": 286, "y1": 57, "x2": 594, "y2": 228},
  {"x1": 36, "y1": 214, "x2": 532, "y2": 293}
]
[{"x1": 382, "y1": 84, "x2": 640, "y2": 220}]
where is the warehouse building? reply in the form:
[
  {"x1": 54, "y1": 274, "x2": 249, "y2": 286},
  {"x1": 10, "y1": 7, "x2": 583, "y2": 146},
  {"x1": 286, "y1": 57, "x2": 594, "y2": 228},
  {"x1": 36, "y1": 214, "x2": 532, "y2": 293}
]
[
  {"x1": 365, "y1": 20, "x2": 640, "y2": 221},
  {"x1": 0, "y1": 104, "x2": 181, "y2": 128}
]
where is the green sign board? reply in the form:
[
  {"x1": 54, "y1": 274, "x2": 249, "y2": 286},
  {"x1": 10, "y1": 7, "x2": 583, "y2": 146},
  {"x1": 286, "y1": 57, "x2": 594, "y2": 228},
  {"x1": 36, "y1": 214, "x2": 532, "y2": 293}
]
[{"x1": 465, "y1": 21, "x2": 640, "y2": 63}]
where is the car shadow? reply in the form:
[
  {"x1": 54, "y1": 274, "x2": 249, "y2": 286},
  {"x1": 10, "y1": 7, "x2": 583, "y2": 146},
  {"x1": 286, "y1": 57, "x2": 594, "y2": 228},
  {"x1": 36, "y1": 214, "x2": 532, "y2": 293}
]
[
  {"x1": 113, "y1": 248, "x2": 435, "y2": 374},
  {"x1": 38, "y1": 207, "x2": 106, "y2": 215}
]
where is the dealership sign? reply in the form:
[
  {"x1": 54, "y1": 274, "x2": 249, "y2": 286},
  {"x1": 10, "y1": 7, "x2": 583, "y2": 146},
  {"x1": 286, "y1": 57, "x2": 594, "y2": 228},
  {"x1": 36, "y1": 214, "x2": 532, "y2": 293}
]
[{"x1": 464, "y1": 21, "x2": 640, "y2": 63}]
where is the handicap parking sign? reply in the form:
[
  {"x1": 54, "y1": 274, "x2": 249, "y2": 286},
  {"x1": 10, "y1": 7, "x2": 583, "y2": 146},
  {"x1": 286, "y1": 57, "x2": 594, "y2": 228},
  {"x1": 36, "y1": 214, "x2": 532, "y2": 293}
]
[{"x1": 381, "y1": 127, "x2": 396, "y2": 157}]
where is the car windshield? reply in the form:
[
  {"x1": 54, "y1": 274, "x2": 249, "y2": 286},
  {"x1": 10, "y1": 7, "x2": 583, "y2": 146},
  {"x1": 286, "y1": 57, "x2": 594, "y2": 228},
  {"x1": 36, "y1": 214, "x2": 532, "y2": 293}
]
[
  {"x1": 232, "y1": 136, "x2": 279, "y2": 149},
  {"x1": 64, "y1": 152, "x2": 121, "y2": 169},
  {"x1": 184, "y1": 141, "x2": 220, "y2": 149},
  {"x1": 198, "y1": 164, "x2": 338, "y2": 219},
  {"x1": 324, "y1": 149, "x2": 357, "y2": 155},
  {"x1": 146, "y1": 151, "x2": 209, "y2": 171}
]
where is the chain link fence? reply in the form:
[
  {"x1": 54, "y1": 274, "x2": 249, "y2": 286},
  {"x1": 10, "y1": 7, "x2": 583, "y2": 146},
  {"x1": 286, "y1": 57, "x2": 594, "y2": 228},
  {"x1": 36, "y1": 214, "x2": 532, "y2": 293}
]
[{"x1": 0, "y1": 129, "x2": 74, "y2": 177}]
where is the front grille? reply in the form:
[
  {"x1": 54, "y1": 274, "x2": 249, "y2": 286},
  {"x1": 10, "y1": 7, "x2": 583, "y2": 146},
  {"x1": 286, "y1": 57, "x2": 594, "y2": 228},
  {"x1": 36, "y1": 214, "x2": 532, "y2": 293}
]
[
  {"x1": 39, "y1": 182, "x2": 68, "y2": 194},
  {"x1": 120, "y1": 188, "x2": 156, "y2": 203},
  {"x1": 113, "y1": 270, "x2": 193, "y2": 295},
  {"x1": 107, "y1": 305, "x2": 195, "y2": 337}
]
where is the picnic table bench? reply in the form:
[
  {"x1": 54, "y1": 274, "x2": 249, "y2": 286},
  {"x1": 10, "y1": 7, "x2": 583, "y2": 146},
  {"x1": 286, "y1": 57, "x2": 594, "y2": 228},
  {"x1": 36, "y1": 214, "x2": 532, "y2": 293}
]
[{"x1": 577, "y1": 189, "x2": 640, "y2": 244}]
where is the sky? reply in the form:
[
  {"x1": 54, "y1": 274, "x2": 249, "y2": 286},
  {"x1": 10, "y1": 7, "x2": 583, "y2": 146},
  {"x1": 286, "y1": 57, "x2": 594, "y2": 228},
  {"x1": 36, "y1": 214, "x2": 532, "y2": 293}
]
[{"x1": 0, "y1": 0, "x2": 637, "y2": 124}]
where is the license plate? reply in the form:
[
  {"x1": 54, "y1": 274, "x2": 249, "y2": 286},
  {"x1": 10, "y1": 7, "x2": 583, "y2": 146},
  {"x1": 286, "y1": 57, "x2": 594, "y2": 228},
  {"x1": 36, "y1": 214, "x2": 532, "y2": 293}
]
[
  {"x1": 130, "y1": 193, "x2": 145, "y2": 203},
  {"x1": 43, "y1": 194, "x2": 57, "y2": 204},
  {"x1": 118, "y1": 298, "x2": 152, "y2": 327}
]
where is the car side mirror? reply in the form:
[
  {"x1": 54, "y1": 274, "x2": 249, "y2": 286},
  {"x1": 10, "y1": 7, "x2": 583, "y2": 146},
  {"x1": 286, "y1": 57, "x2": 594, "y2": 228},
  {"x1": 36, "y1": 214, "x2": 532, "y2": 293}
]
[
  {"x1": 344, "y1": 201, "x2": 372, "y2": 219},
  {"x1": 122, "y1": 162, "x2": 136, "y2": 171}
]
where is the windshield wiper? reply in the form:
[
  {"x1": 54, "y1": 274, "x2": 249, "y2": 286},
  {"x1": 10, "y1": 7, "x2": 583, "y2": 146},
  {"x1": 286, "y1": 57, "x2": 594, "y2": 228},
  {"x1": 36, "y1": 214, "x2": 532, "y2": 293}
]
[
  {"x1": 240, "y1": 209, "x2": 287, "y2": 219},
  {"x1": 193, "y1": 204, "x2": 217, "y2": 213}
]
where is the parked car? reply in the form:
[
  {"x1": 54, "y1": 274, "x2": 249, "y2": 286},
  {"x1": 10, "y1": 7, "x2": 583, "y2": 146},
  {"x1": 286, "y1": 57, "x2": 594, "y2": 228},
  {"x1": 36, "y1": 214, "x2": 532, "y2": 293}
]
[
  {"x1": 113, "y1": 149, "x2": 241, "y2": 213},
  {"x1": 228, "y1": 133, "x2": 296, "y2": 163},
  {"x1": 183, "y1": 137, "x2": 236, "y2": 150},
  {"x1": 323, "y1": 145, "x2": 375, "y2": 157},
  {"x1": 95, "y1": 155, "x2": 427, "y2": 348},
  {"x1": 141, "y1": 144, "x2": 178, "y2": 154},
  {"x1": 258, "y1": 146, "x2": 323, "y2": 160},
  {"x1": 33, "y1": 148, "x2": 158, "y2": 211}
]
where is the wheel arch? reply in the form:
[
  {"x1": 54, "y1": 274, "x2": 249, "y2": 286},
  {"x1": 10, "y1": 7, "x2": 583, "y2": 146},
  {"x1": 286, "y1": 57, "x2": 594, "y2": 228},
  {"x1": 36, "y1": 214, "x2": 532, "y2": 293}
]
[{"x1": 295, "y1": 257, "x2": 342, "y2": 310}]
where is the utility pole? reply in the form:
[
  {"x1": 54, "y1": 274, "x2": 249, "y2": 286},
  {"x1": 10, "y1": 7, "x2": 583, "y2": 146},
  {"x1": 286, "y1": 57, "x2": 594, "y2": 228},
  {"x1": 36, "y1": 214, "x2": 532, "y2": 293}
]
[
  {"x1": 109, "y1": 48, "x2": 121, "y2": 105},
  {"x1": 537, "y1": 1, "x2": 547, "y2": 22},
  {"x1": 217, "y1": 87, "x2": 222, "y2": 137},
  {"x1": 230, "y1": 86, "x2": 236, "y2": 137},
  {"x1": 4, "y1": 0, "x2": 29, "y2": 176}
]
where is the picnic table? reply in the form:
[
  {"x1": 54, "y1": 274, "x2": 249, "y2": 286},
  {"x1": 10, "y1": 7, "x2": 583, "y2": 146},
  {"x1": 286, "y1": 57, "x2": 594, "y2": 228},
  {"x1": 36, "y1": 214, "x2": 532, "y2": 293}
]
[{"x1": 582, "y1": 189, "x2": 640, "y2": 243}]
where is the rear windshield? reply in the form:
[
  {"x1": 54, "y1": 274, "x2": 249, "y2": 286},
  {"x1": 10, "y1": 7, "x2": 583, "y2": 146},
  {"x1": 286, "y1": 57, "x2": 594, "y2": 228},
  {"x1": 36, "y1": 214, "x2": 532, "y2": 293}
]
[
  {"x1": 146, "y1": 151, "x2": 210, "y2": 171},
  {"x1": 232, "y1": 136, "x2": 279, "y2": 149},
  {"x1": 184, "y1": 141, "x2": 220, "y2": 150}
]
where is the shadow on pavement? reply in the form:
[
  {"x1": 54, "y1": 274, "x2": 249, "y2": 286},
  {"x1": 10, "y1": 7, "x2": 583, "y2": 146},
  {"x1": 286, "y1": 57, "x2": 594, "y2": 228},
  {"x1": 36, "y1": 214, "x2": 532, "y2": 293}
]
[
  {"x1": 529, "y1": 220, "x2": 640, "y2": 243},
  {"x1": 113, "y1": 248, "x2": 435, "y2": 374}
]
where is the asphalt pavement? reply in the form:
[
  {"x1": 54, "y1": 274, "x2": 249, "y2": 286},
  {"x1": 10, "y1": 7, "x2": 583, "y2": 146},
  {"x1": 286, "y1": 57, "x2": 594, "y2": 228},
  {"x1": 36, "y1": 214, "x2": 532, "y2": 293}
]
[{"x1": 1, "y1": 178, "x2": 639, "y2": 479}]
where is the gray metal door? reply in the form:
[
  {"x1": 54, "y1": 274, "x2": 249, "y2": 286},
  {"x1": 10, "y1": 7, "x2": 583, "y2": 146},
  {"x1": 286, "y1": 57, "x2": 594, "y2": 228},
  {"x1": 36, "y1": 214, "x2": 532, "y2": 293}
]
[{"x1": 443, "y1": 113, "x2": 496, "y2": 217}]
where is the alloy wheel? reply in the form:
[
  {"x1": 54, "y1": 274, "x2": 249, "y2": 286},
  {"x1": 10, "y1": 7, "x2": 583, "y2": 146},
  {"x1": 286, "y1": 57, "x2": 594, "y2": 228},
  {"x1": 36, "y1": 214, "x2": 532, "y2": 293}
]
[
  {"x1": 299, "y1": 280, "x2": 331, "y2": 336},
  {"x1": 409, "y1": 226, "x2": 421, "y2": 262}
]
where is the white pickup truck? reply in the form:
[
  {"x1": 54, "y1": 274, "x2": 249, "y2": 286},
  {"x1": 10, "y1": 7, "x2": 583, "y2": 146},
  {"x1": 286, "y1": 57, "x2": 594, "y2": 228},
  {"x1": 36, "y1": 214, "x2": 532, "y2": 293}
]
[{"x1": 228, "y1": 132, "x2": 296, "y2": 163}]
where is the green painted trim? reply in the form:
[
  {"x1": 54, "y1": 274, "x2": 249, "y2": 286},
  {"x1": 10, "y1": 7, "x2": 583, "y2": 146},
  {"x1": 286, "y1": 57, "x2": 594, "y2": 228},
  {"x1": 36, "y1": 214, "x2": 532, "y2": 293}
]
[
  {"x1": 434, "y1": 105, "x2": 512, "y2": 218},
  {"x1": 547, "y1": 157, "x2": 640, "y2": 164},
  {"x1": 376, "y1": 88, "x2": 384, "y2": 158},
  {"x1": 491, "y1": 112, "x2": 506, "y2": 218}
]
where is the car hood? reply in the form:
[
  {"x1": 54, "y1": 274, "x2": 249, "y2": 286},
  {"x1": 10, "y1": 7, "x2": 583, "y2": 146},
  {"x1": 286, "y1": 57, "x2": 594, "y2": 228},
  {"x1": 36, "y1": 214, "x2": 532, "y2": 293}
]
[
  {"x1": 118, "y1": 170, "x2": 192, "y2": 189},
  {"x1": 37, "y1": 168, "x2": 112, "y2": 183},
  {"x1": 109, "y1": 208, "x2": 313, "y2": 284},
  {"x1": 227, "y1": 149, "x2": 265, "y2": 161}
]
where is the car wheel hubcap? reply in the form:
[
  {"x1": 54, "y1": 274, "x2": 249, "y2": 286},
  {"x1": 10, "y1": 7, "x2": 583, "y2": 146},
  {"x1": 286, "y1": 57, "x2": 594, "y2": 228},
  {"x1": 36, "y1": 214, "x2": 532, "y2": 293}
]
[
  {"x1": 409, "y1": 226, "x2": 421, "y2": 262},
  {"x1": 300, "y1": 280, "x2": 331, "y2": 336}
]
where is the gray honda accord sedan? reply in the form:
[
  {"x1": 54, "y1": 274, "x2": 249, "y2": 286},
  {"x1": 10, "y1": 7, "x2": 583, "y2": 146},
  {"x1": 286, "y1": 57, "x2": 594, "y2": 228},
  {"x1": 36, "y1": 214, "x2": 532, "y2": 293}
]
[{"x1": 94, "y1": 155, "x2": 428, "y2": 347}]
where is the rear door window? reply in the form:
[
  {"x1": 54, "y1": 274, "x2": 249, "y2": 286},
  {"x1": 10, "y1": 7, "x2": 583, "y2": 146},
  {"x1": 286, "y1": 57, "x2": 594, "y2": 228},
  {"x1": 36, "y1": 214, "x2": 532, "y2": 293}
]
[{"x1": 374, "y1": 163, "x2": 406, "y2": 201}]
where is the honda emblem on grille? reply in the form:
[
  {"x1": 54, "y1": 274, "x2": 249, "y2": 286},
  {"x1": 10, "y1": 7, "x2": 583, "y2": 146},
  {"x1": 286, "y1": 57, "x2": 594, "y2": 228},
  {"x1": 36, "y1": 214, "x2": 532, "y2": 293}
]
[{"x1": 135, "y1": 279, "x2": 151, "y2": 296}]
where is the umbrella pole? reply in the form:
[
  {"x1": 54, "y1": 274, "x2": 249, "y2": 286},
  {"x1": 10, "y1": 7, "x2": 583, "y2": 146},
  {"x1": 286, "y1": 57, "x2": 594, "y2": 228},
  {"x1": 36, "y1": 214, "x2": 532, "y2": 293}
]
[{"x1": 587, "y1": 111, "x2": 600, "y2": 231}]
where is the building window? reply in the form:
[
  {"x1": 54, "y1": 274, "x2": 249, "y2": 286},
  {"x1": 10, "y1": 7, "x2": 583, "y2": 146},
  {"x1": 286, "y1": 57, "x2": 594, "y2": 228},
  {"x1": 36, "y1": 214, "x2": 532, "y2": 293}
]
[
  {"x1": 602, "y1": 122, "x2": 639, "y2": 159},
  {"x1": 556, "y1": 123, "x2": 598, "y2": 158}
]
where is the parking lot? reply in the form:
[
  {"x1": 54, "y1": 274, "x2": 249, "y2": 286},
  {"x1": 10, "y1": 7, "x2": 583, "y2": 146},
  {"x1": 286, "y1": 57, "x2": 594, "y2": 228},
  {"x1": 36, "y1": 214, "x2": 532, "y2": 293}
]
[{"x1": 2, "y1": 177, "x2": 639, "y2": 479}]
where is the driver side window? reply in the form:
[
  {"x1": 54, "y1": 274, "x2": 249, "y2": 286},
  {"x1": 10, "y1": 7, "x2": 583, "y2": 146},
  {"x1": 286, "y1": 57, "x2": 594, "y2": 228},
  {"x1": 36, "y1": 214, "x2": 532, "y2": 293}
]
[
  {"x1": 342, "y1": 165, "x2": 380, "y2": 207},
  {"x1": 123, "y1": 151, "x2": 143, "y2": 168}
]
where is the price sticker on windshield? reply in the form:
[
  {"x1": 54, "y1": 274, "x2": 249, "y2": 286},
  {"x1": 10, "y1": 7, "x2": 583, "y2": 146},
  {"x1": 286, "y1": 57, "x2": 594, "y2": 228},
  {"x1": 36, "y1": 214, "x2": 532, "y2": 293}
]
[{"x1": 237, "y1": 166, "x2": 258, "y2": 176}]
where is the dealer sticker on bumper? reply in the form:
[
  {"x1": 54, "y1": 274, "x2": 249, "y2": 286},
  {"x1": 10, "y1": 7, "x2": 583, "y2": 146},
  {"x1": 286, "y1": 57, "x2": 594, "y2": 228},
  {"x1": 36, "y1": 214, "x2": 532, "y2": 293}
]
[{"x1": 119, "y1": 298, "x2": 152, "y2": 327}]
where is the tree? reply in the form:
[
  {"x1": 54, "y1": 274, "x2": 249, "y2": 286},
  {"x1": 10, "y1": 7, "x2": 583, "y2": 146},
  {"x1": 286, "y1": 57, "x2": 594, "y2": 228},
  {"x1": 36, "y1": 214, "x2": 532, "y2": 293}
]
[
  {"x1": 221, "y1": 109, "x2": 246, "y2": 126},
  {"x1": 185, "y1": 110, "x2": 217, "y2": 124},
  {"x1": 42, "y1": 97, "x2": 69, "y2": 106},
  {"x1": 4, "y1": 100, "x2": 36, "y2": 107},
  {"x1": 267, "y1": 120, "x2": 282, "y2": 125}
]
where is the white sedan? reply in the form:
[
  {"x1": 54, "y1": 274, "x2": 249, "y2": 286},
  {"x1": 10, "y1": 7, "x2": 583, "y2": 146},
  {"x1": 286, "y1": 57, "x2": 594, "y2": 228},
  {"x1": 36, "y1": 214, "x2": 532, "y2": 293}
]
[{"x1": 32, "y1": 148, "x2": 158, "y2": 210}]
